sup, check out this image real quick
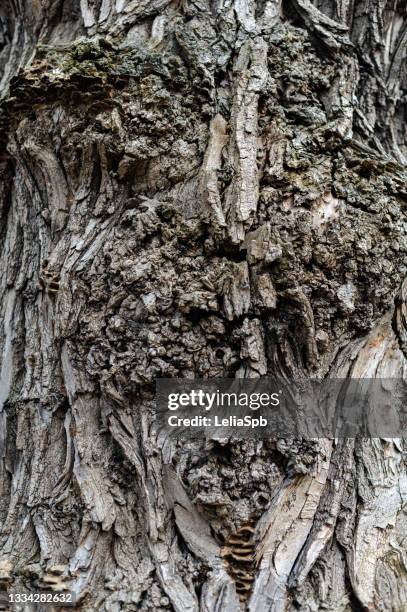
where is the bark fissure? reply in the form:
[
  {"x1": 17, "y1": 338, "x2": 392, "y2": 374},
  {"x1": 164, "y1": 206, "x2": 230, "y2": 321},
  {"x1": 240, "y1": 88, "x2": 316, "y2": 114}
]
[{"x1": 0, "y1": 0, "x2": 406, "y2": 610}]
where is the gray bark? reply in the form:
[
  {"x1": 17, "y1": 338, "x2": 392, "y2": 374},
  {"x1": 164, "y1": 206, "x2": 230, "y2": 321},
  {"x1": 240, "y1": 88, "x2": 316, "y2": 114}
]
[{"x1": 0, "y1": 0, "x2": 406, "y2": 610}]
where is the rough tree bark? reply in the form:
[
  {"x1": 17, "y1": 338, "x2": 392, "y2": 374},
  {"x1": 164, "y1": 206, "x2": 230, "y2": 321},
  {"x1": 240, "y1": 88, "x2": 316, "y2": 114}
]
[{"x1": 0, "y1": 1, "x2": 406, "y2": 610}]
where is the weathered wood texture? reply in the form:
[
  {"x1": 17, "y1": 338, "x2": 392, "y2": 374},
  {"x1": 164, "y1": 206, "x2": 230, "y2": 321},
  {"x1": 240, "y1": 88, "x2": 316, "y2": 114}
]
[{"x1": 0, "y1": 1, "x2": 406, "y2": 610}]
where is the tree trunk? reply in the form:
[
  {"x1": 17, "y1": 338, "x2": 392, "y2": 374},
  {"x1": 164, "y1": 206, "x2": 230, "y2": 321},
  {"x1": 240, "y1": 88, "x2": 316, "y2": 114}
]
[{"x1": 0, "y1": 1, "x2": 406, "y2": 610}]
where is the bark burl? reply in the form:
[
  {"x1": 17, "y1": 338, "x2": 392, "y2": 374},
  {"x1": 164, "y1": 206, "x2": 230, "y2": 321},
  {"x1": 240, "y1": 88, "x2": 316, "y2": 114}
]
[{"x1": 0, "y1": 1, "x2": 406, "y2": 610}]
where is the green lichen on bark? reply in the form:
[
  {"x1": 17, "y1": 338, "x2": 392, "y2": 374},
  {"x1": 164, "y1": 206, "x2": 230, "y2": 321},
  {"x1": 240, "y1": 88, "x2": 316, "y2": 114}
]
[{"x1": 0, "y1": 1, "x2": 406, "y2": 611}]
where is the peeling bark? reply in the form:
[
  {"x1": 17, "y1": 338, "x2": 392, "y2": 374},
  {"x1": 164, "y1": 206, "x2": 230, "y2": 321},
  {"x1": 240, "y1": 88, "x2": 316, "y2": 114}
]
[{"x1": 0, "y1": 1, "x2": 406, "y2": 610}]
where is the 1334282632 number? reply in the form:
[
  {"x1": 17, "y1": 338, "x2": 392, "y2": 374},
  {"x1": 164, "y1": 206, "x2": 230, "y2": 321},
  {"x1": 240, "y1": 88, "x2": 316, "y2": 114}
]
[{"x1": 2, "y1": 592, "x2": 75, "y2": 605}]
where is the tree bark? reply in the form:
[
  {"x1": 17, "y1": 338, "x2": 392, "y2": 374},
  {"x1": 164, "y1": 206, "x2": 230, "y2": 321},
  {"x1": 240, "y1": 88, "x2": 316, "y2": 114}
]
[{"x1": 0, "y1": 1, "x2": 406, "y2": 610}]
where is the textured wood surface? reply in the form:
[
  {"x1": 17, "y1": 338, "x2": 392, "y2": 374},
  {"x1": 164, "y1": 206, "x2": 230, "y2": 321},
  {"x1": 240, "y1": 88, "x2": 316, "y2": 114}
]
[{"x1": 0, "y1": 1, "x2": 406, "y2": 610}]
